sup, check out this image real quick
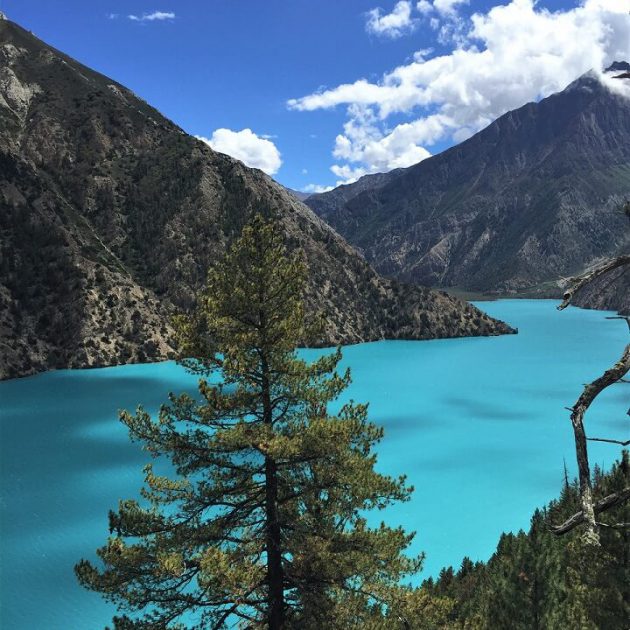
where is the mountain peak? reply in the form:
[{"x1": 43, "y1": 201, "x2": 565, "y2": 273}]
[
  {"x1": 604, "y1": 60, "x2": 630, "y2": 80},
  {"x1": 306, "y1": 67, "x2": 630, "y2": 298},
  {"x1": 605, "y1": 61, "x2": 630, "y2": 73}
]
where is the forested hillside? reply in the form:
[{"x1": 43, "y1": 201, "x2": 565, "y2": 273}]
[
  {"x1": 423, "y1": 454, "x2": 630, "y2": 629},
  {"x1": 0, "y1": 18, "x2": 512, "y2": 380}
]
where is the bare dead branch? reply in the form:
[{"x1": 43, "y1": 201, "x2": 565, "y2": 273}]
[
  {"x1": 587, "y1": 437, "x2": 630, "y2": 446},
  {"x1": 552, "y1": 487, "x2": 630, "y2": 535},
  {"x1": 555, "y1": 216, "x2": 630, "y2": 543},
  {"x1": 573, "y1": 345, "x2": 630, "y2": 410},
  {"x1": 595, "y1": 521, "x2": 630, "y2": 529},
  {"x1": 566, "y1": 343, "x2": 630, "y2": 543},
  {"x1": 558, "y1": 255, "x2": 630, "y2": 311}
]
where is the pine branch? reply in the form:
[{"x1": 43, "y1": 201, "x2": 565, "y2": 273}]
[{"x1": 210, "y1": 582, "x2": 266, "y2": 629}]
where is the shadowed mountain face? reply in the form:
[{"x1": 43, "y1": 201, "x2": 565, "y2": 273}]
[
  {"x1": 306, "y1": 71, "x2": 630, "y2": 306},
  {"x1": 0, "y1": 18, "x2": 513, "y2": 379}
]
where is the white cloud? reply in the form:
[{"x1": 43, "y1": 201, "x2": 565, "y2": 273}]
[
  {"x1": 416, "y1": 0, "x2": 469, "y2": 46},
  {"x1": 433, "y1": 0, "x2": 468, "y2": 16},
  {"x1": 330, "y1": 105, "x2": 435, "y2": 178},
  {"x1": 289, "y1": 0, "x2": 630, "y2": 185},
  {"x1": 197, "y1": 128, "x2": 282, "y2": 175},
  {"x1": 128, "y1": 11, "x2": 175, "y2": 22},
  {"x1": 600, "y1": 69, "x2": 630, "y2": 100},
  {"x1": 366, "y1": 1, "x2": 417, "y2": 38},
  {"x1": 302, "y1": 183, "x2": 335, "y2": 194},
  {"x1": 413, "y1": 48, "x2": 434, "y2": 61},
  {"x1": 416, "y1": 1, "x2": 433, "y2": 16},
  {"x1": 330, "y1": 164, "x2": 369, "y2": 184},
  {"x1": 107, "y1": 13, "x2": 119, "y2": 20}
]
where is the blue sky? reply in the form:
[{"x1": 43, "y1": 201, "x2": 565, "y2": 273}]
[{"x1": 5, "y1": 0, "x2": 630, "y2": 191}]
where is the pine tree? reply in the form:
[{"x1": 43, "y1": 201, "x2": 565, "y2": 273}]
[
  {"x1": 75, "y1": 214, "x2": 426, "y2": 629},
  {"x1": 426, "y1": 453, "x2": 630, "y2": 630}
]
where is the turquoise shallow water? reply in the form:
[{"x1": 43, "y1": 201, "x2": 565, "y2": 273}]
[{"x1": 1, "y1": 300, "x2": 628, "y2": 629}]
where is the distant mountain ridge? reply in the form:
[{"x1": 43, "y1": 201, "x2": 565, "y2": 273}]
[
  {"x1": 284, "y1": 187, "x2": 311, "y2": 202},
  {"x1": 0, "y1": 18, "x2": 512, "y2": 379},
  {"x1": 306, "y1": 69, "x2": 630, "y2": 311}
]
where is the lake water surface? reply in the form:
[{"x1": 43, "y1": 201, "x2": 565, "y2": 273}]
[{"x1": 1, "y1": 300, "x2": 628, "y2": 629}]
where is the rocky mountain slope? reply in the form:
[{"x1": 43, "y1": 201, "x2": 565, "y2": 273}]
[
  {"x1": 306, "y1": 70, "x2": 630, "y2": 307},
  {"x1": 285, "y1": 187, "x2": 311, "y2": 202},
  {"x1": 0, "y1": 18, "x2": 512, "y2": 380},
  {"x1": 571, "y1": 261, "x2": 630, "y2": 315},
  {"x1": 304, "y1": 170, "x2": 404, "y2": 219}
]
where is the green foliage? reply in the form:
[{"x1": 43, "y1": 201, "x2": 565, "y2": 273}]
[
  {"x1": 424, "y1": 453, "x2": 630, "y2": 629},
  {"x1": 76, "y1": 215, "x2": 438, "y2": 628}
]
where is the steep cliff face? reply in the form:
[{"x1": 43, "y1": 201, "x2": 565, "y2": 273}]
[
  {"x1": 0, "y1": 19, "x2": 512, "y2": 379},
  {"x1": 571, "y1": 264, "x2": 630, "y2": 315},
  {"x1": 306, "y1": 71, "x2": 630, "y2": 302}
]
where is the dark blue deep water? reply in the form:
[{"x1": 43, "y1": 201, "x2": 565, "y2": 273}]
[{"x1": 1, "y1": 300, "x2": 628, "y2": 628}]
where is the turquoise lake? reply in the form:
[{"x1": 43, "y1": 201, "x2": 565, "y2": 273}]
[{"x1": 1, "y1": 300, "x2": 628, "y2": 629}]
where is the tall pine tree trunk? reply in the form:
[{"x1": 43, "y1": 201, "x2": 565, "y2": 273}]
[{"x1": 262, "y1": 354, "x2": 284, "y2": 628}]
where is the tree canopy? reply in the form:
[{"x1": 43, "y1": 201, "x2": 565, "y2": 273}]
[
  {"x1": 76, "y1": 214, "x2": 441, "y2": 629},
  {"x1": 425, "y1": 453, "x2": 629, "y2": 629}
]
